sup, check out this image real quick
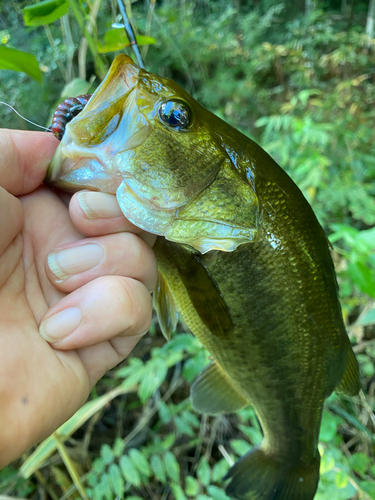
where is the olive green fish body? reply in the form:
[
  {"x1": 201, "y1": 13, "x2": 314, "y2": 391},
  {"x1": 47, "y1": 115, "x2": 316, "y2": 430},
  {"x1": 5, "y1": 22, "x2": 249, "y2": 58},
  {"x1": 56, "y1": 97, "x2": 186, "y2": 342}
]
[
  {"x1": 46, "y1": 55, "x2": 360, "y2": 500},
  {"x1": 154, "y1": 143, "x2": 352, "y2": 462}
]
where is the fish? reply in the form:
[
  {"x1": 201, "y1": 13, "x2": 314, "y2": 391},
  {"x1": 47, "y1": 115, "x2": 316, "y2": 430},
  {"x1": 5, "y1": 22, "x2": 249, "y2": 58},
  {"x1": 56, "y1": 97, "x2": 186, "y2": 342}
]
[{"x1": 45, "y1": 54, "x2": 361, "y2": 500}]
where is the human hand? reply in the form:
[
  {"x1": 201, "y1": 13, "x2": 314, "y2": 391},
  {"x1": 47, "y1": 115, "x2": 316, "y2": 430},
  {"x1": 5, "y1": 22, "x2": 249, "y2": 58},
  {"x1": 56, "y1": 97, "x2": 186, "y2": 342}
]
[{"x1": 0, "y1": 130, "x2": 157, "y2": 467}]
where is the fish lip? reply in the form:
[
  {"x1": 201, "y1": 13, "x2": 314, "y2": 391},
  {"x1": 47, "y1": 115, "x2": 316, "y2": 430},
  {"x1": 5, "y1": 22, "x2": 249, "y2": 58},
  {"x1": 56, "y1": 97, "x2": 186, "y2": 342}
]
[{"x1": 45, "y1": 153, "x2": 106, "y2": 187}]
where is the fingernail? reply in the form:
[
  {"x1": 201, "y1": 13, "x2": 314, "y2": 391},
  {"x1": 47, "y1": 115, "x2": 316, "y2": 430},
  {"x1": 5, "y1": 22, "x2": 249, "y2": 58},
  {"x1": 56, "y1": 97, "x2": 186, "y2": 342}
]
[
  {"x1": 77, "y1": 192, "x2": 123, "y2": 219},
  {"x1": 48, "y1": 243, "x2": 104, "y2": 279},
  {"x1": 39, "y1": 307, "x2": 82, "y2": 343}
]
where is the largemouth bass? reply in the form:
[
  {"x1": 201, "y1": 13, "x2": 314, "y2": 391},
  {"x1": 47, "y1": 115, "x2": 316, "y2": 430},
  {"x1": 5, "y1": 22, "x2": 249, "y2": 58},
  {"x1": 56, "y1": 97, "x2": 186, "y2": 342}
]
[{"x1": 45, "y1": 55, "x2": 360, "y2": 500}]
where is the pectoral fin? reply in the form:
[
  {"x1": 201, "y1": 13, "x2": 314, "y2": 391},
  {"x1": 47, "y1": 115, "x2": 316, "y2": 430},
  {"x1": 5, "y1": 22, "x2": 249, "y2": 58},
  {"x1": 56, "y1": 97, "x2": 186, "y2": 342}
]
[
  {"x1": 174, "y1": 251, "x2": 233, "y2": 340},
  {"x1": 191, "y1": 361, "x2": 248, "y2": 414},
  {"x1": 153, "y1": 272, "x2": 178, "y2": 341}
]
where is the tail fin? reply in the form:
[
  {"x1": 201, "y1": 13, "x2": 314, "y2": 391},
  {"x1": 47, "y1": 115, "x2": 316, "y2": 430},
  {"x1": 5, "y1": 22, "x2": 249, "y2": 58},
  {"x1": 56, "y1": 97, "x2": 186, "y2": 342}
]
[{"x1": 224, "y1": 447, "x2": 320, "y2": 500}]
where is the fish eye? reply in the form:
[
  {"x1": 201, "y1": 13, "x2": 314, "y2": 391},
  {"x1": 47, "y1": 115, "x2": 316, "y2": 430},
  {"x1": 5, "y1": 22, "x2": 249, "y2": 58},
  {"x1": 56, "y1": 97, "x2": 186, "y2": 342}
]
[{"x1": 159, "y1": 100, "x2": 191, "y2": 130}]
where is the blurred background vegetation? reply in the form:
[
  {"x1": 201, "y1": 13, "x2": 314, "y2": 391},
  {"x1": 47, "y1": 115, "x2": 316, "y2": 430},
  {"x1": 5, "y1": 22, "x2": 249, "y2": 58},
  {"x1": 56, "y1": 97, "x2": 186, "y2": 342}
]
[{"x1": 0, "y1": 0, "x2": 375, "y2": 499}]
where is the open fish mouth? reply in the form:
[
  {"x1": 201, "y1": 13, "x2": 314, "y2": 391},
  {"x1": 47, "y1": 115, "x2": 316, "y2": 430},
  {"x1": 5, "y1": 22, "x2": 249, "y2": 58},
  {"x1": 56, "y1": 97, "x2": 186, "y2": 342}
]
[{"x1": 45, "y1": 54, "x2": 145, "y2": 193}]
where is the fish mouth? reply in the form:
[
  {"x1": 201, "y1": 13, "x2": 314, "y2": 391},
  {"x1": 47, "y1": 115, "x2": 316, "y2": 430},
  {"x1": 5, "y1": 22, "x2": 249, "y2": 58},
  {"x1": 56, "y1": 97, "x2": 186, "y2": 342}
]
[{"x1": 45, "y1": 54, "x2": 143, "y2": 191}]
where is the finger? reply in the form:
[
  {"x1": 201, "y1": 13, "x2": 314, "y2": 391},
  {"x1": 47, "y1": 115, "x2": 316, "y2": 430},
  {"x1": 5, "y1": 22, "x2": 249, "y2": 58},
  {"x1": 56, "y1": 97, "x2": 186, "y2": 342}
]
[
  {"x1": 38, "y1": 276, "x2": 152, "y2": 349},
  {"x1": 74, "y1": 333, "x2": 145, "y2": 388},
  {"x1": 0, "y1": 130, "x2": 59, "y2": 195},
  {"x1": 69, "y1": 191, "x2": 157, "y2": 246},
  {"x1": 0, "y1": 187, "x2": 23, "y2": 254},
  {"x1": 45, "y1": 232, "x2": 158, "y2": 292},
  {"x1": 20, "y1": 187, "x2": 82, "y2": 314}
]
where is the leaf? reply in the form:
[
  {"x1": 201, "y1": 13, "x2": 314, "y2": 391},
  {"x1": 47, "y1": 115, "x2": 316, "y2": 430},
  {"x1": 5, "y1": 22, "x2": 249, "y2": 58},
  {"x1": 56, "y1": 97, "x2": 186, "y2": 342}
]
[
  {"x1": 170, "y1": 484, "x2": 188, "y2": 500},
  {"x1": 230, "y1": 439, "x2": 252, "y2": 456},
  {"x1": 113, "y1": 438, "x2": 125, "y2": 458},
  {"x1": 358, "y1": 307, "x2": 375, "y2": 326},
  {"x1": 320, "y1": 453, "x2": 335, "y2": 474},
  {"x1": 185, "y1": 476, "x2": 200, "y2": 496},
  {"x1": 60, "y1": 78, "x2": 94, "y2": 99},
  {"x1": 128, "y1": 448, "x2": 151, "y2": 478},
  {"x1": 119, "y1": 455, "x2": 141, "y2": 487},
  {"x1": 207, "y1": 485, "x2": 232, "y2": 500},
  {"x1": 212, "y1": 459, "x2": 231, "y2": 482},
  {"x1": 348, "y1": 261, "x2": 375, "y2": 298},
  {"x1": 98, "y1": 473, "x2": 113, "y2": 500},
  {"x1": 197, "y1": 458, "x2": 211, "y2": 487},
  {"x1": 164, "y1": 451, "x2": 180, "y2": 483},
  {"x1": 109, "y1": 464, "x2": 125, "y2": 498},
  {"x1": 23, "y1": 0, "x2": 69, "y2": 26},
  {"x1": 98, "y1": 29, "x2": 156, "y2": 54},
  {"x1": 0, "y1": 46, "x2": 42, "y2": 83},
  {"x1": 174, "y1": 416, "x2": 194, "y2": 437},
  {"x1": 138, "y1": 362, "x2": 168, "y2": 402},
  {"x1": 348, "y1": 452, "x2": 369, "y2": 475},
  {"x1": 150, "y1": 454, "x2": 166, "y2": 483},
  {"x1": 101, "y1": 444, "x2": 114, "y2": 465},
  {"x1": 360, "y1": 481, "x2": 375, "y2": 500},
  {"x1": 182, "y1": 350, "x2": 209, "y2": 382},
  {"x1": 93, "y1": 458, "x2": 106, "y2": 475},
  {"x1": 319, "y1": 411, "x2": 340, "y2": 442},
  {"x1": 335, "y1": 470, "x2": 349, "y2": 489}
]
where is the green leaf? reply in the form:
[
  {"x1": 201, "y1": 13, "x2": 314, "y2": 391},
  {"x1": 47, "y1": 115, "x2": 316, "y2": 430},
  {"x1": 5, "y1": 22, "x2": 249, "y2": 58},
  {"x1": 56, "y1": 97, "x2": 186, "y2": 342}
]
[
  {"x1": 150, "y1": 454, "x2": 166, "y2": 483},
  {"x1": 207, "y1": 485, "x2": 232, "y2": 500},
  {"x1": 360, "y1": 481, "x2": 375, "y2": 500},
  {"x1": 101, "y1": 444, "x2": 114, "y2": 465},
  {"x1": 119, "y1": 455, "x2": 141, "y2": 487},
  {"x1": 182, "y1": 350, "x2": 209, "y2": 382},
  {"x1": 358, "y1": 307, "x2": 375, "y2": 326},
  {"x1": 319, "y1": 411, "x2": 340, "y2": 442},
  {"x1": 113, "y1": 438, "x2": 125, "y2": 458},
  {"x1": 170, "y1": 484, "x2": 188, "y2": 500},
  {"x1": 164, "y1": 451, "x2": 180, "y2": 483},
  {"x1": 335, "y1": 470, "x2": 349, "y2": 489},
  {"x1": 230, "y1": 439, "x2": 252, "y2": 456},
  {"x1": 138, "y1": 362, "x2": 168, "y2": 402},
  {"x1": 348, "y1": 453, "x2": 369, "y2": 475},
  {"x1": 23, "y1": 0, "x2": 69, "y2": 26},
  {"x1": 174, "y1": 416, "x2": 194, "y2": 437},
  {"x1": 160, "y1": 433, "x2": 176, "y2": 450},
  {"x1": 197, "y1": 458, "x2": 211, "y2": 487},
  {"x1": 109, "y1": 464, "x2": 125, "y2": 498},
  {"x1": 129, "y1": 448, "x2": 151, "y2": 478},
  {"x1": 212, "y1": 458, "x2": 231, "y2": 482},
  {"x1": 185, "y1": 476, "x2": 200, "y2": 496},
  {"x1": 98, "y1": 29, "x2": 156, "y2": 54},
  {"x1": 348, "y1": 261, "x2": 375, "y2": 297},
  {"x1": 320, "y1": 453, "x2": 335, "y2": 474},
  {"x1": 93, "y1": 458, "x2": 106, "y2": 475},
  {"x1": 98, "y1": 473, "x2": 113, "y2": 500},
  {"x1": 0, "y1": 46, "x2": 42, "y2": 83}
]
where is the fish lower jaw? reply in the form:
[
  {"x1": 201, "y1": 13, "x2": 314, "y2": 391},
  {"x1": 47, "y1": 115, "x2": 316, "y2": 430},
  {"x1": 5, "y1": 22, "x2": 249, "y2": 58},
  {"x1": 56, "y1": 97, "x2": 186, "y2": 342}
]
[{"x1": 116, "y1": 179, "x2": 178, "y2": 236}]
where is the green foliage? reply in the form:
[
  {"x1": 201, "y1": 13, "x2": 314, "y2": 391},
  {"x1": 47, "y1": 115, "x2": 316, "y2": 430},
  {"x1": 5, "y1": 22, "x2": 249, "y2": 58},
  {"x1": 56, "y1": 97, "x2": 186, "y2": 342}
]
[
  {"x1": 23, "y1": 0, "x2": 69, "y2": 27},
  {"x1": 0, "y1": 46, "x2": 42, "y2": 82}
]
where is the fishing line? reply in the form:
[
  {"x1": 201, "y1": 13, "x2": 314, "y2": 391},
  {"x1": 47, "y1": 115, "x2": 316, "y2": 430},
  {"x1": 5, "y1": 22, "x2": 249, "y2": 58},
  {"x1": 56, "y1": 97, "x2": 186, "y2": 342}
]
[{"x1": 0, "y1": 101, "x2": 50, "y2": 132}]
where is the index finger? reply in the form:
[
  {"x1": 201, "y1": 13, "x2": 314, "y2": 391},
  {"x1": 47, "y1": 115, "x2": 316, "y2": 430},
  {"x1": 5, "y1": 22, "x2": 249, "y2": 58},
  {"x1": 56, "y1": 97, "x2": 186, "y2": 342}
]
[{"x1": 0, "y1": 129, "x2": 59, "y2": 196}]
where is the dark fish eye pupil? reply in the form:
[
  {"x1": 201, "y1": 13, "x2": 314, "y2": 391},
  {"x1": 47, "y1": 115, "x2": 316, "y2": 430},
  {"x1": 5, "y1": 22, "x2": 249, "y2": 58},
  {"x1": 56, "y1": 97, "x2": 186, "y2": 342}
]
[{"x1": 159, "y1": 101, "x2": 190, "y2": 129}]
